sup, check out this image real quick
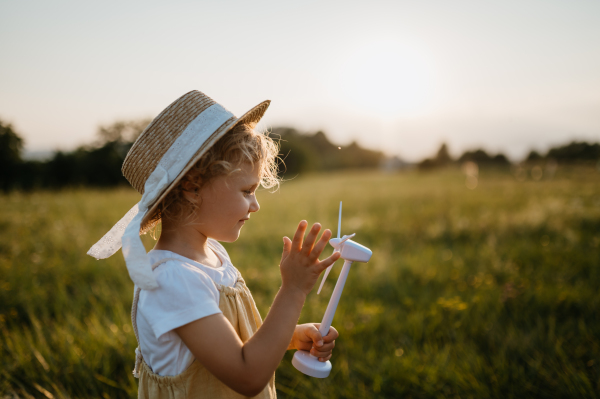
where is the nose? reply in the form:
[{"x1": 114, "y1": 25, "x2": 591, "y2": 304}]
[{"x1": 249, "y1": 195, "x2": 260, "y2": 213}]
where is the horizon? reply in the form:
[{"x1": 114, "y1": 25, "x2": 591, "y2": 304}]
[
  {"x1": 19, "y1": 126, "x2": 596, "y2": 165},
  {"x1": 1, "y1": 0, "x2": 599, "y2": 162}
]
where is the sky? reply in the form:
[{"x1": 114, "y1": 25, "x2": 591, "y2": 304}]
[{"x1": 1, "y1": 0, "x2": 599, "y2": 162}]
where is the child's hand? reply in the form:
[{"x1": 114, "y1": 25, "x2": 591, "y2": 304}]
[
  {"x1": 288, "y1": 323, "x2": 339, "y2": 362},
  {"x1": 280, "y1": 221, "x2": 341, "y2": 296}
]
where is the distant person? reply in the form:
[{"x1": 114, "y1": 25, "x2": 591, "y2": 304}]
[{"x1": 87, "y1": 91, "x2": 340, "y2": 398}]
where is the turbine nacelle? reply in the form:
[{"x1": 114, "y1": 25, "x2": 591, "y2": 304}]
[
  {"x1": 329, "y1": 234, "x2": 372, "y2": 263},
  {"x1": 317, "y1": 203, "x2": 373, "y2": 295}
]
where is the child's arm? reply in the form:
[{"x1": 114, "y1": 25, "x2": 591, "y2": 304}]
[{"x1": 175, "y1": 221, "x2": 340, "y2": 397}]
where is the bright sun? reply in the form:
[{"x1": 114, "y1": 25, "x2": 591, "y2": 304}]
[{"x1": 335, "y1": 39, "x2": 437, "y2": 119}]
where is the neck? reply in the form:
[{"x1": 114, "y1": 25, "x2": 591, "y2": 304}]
[{"x1": 154, "y1": 218, "x2": 213, "y2": 264}]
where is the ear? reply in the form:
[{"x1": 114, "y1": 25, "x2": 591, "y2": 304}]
[{"x1": 180, "y1": 178, "x2": 200, "y2": 203}]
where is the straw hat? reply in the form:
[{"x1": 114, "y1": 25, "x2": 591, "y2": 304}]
[
  {"x1": 87, "y1": 90, "x2": 270, "y2": 290},
  {"x1": 124, "y1": 90, "x2": 270, "y2": 232}
]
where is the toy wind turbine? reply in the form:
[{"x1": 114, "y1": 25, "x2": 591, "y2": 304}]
[{"x1": 292, "y1": 201, "x2": 373, "y2": 378}]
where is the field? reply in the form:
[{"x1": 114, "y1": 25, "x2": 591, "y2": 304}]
[{"x1": 1, "y1": 167, "x2": 599, "y2": 398}]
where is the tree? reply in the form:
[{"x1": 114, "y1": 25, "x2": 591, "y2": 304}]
[
  {"x1": 0, "y1": 119, "x2": 24, "y2": 192},
  {"x1": 546, "y1": 141, "x2": 600, "y2": 162},
  {"x1": 418, "y1": 143, "x2": 453, "y2": 170},
  {"x1": 434, "y1": 143, "x2": 453, "y2": 165},
  {"x1": 270, "y1": 127, "x2": 384, "y2": 176},
  {"x1": 526, "y1": 150, "x2": 543, "y2": 161},
  {"x1": 96, "y1": 118, "x2": 151, "y2": 146},
  {"x1": 458, "y1": 149, "x2": 510, "y2": 166}
]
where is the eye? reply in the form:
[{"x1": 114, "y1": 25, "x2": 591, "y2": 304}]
[{"x1": 243, "y1": 190, "x2": 253, "y2": 197}]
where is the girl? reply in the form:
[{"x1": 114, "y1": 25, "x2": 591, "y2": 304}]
[{"x1": 88, "y1": 90, "x2": 341, "y2": 398}]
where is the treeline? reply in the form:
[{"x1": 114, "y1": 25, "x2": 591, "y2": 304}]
[
  {"x1": 525, "y1": 142, "x2": 600, "y2": 163},
  {"x1": 2, "y1": 117, "x2": 598, "y2": 192},
  {"x1": 1, "y1": 119, "x2": 150, "y2": 192},
  {"x1": 271, "y1": 127, "x2": 384, "y2": 175},
  {"x1": 418, "y1": 144, "x2": 510, "y2": 170},
  {"x1": 418, "y1": 141, "x2": 600, "y2": 170},
  {"x1": 0, "y1": 120, "x2": 384, "y2": 192}
]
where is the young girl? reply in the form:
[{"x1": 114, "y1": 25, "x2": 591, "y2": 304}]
[{"x1": 88, "y1": 90, "x2": 341, "y2": 398}]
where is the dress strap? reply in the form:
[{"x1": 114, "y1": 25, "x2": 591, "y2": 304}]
[
  {"x1": 131, "y1": 257, "x2": 181, "y2": 378},
  {"x1": 214, "y1": 271, "x2": 245, "y2": 295}
]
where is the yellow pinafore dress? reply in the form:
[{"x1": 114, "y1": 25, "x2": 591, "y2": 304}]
[{"x1": 131, "y1": 258, "x2": 277, "y2": 399}]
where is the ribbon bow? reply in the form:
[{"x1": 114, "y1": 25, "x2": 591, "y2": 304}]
[{"x1": 88, "y1": 165, "x2": 170, "y2": 290}]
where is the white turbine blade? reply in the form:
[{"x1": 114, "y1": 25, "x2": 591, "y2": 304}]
[
  {"x1": 317, "y1": 251, "x2": 337, "y2": 294},
  {"x1": 317, "y1": 265, "x2": 333, "y2": 294},
  {"x1": 339, "y1": 233, "x2": 356, "y2": 244},
  {"x1": 337, "y1": 201, "x2": 342, "y2": 239},
  {"x1": 319, "y1": 201, "x2": 343, "y2": 295}
]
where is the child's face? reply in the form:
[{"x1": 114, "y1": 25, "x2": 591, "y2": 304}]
[{"x1": 190, "y1": 162, "x2": 261, "y2": 242}]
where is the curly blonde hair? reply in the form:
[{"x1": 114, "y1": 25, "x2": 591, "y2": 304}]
[{"x1": 157, "y1": 123, "x2": 280, "y2": 227}]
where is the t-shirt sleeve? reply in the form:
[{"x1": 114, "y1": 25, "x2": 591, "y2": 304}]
[{"x1": 138, "y1": 260, "x2": 221, "y2": 340}]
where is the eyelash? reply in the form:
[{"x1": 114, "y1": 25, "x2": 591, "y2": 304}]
[{"x1": 243, "y1": 190, "x2": 253, "y2": 197}]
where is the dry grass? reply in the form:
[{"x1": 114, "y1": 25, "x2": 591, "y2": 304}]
[{"x1": 1, "y1": 166, "x2": 599, "y2": 398}]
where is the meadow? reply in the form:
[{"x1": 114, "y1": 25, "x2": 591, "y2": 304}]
[{"x1": 1, "y1": 167, "x2": 599, "y2": 398}]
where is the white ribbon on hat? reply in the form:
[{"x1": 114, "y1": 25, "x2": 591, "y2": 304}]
[{"x1": 87, "y1": 103, "x2": 234, "y2": 290}]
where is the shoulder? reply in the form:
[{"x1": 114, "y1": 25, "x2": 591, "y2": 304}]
[
  {"x1": 139, "y1": 255, "x2": 220, "y2": 317},
  {"x1": 147, "y1": 252, "x2": 217, "y2": 292},
  {"x1": 138, "y1": 254, "x2": 223, "y2": 340}
]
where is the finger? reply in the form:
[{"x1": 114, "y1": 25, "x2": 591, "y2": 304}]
[
  {"x1": 303, "y1": 324, "x2": 324, "y2": 347},
  {"x1": 321, "y1": 325, "x2": 339, "y2": 342},
  {"x1": 308, "y1": 229, "x2": 332, "y2": 262},
  {"x1": 281, "y1": 237, "x2": 292, "y2": 262},
  {"x1": 318, "y1": 353, "x2": 332, "y2": 362},
  {"x1": 314, "y1": 341, "x2": 335, "y2": 352},
  {"x1": 310, "y1": 347, "x2": 333, "y2": 358},
  {"x1": 313, "y1": 324, "x2": 339, "y2": 342},
  {"x1": 317, "y1": 251, "x2": 341, "y2": 272},
  {"x1": 291, "y1": 221, "x2": 307, "y2": 252},
  {"x1": 295, "y1": 338, "x2": 333, "y2": 353},
  {"x1": 301, "y1": 223, "x2": 321, "y2": 256}
]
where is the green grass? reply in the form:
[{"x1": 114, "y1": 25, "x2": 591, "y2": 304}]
[{"x1": 1, "y1": 167, "x2": 599, "y2": 398}]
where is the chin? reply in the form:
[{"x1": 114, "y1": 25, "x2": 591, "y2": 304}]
[{"x1": 215, "y1": 230, "x2": 242, "y2": 243}]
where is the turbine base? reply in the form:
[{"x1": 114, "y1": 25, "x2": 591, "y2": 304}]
[{"x1": 292, "y1": 350, "x2": 332, "y2": 378}]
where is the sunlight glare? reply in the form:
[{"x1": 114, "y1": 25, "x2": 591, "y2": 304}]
[{"x1": 336, "y1": 39, "x2": 436, "y2": 119}]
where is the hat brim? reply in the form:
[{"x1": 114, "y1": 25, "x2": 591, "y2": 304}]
[{"x1": 139, "y1": 99, "x2": 271, "y2": 233}]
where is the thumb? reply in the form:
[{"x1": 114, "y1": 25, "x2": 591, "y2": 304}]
[
  {"x1": 305, "y1": 324, "x2": 324, "y2": 347},
  {"x1": 281, "y1": 236, "x2": 292, "y2": 262}
]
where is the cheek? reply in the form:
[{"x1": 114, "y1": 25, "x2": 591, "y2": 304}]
[{"x1": 202, "y1": 194, "x2": 246, "y2": 222}]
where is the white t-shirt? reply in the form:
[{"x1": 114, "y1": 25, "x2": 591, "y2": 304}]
[{"x1": 136, "y1": 239, "x2": 239, "y2": 376}]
